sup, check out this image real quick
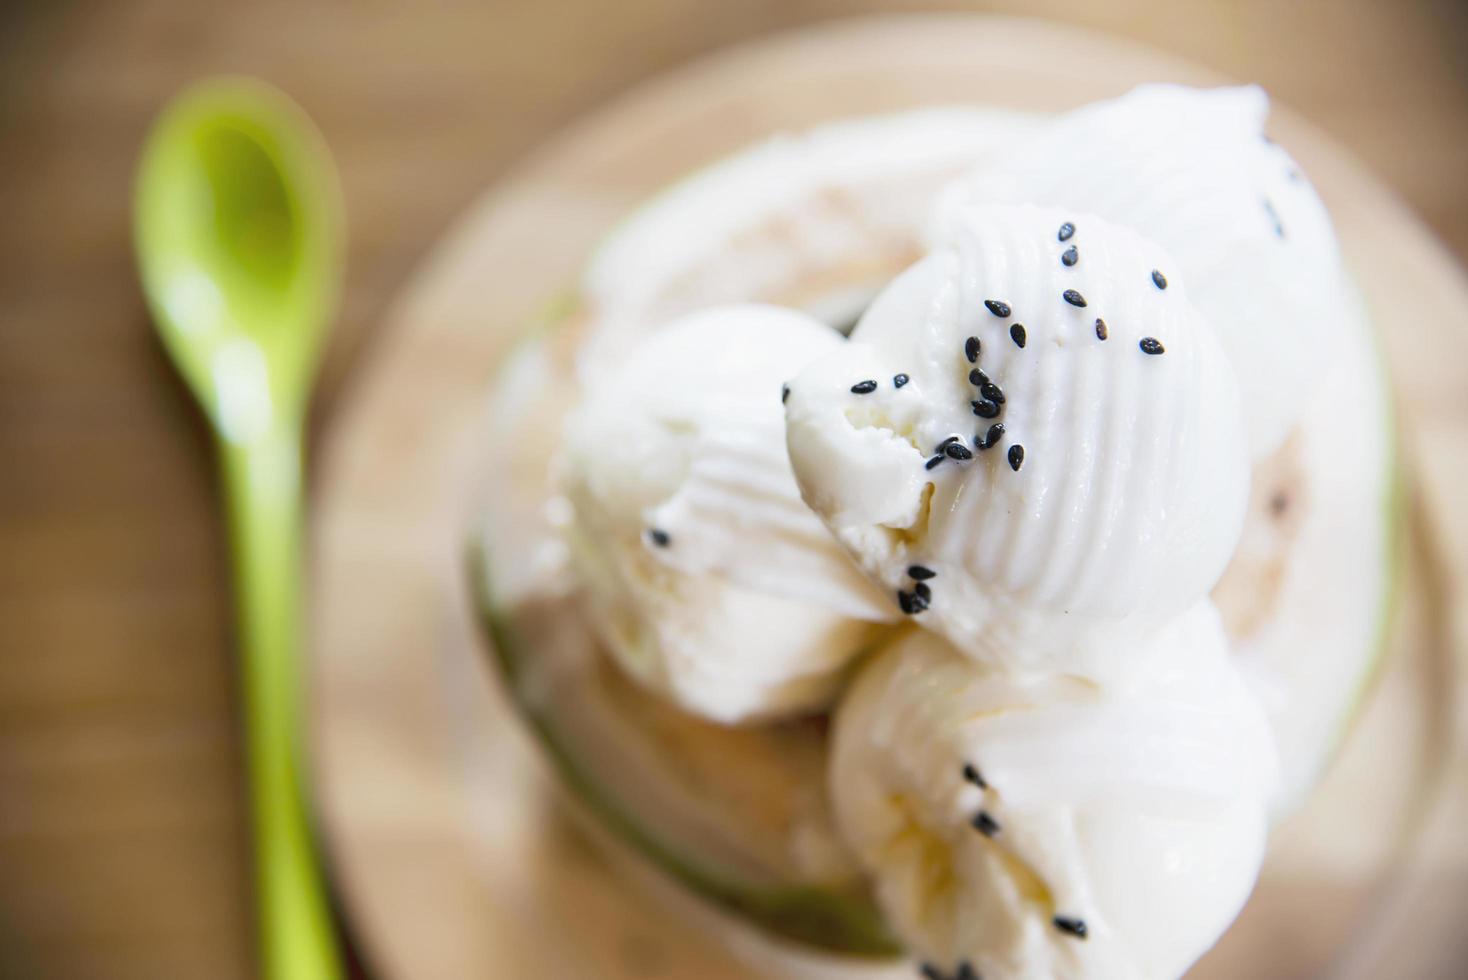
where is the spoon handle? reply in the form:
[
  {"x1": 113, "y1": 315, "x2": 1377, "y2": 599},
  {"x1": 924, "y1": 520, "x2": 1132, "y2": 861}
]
[{"x1": 221, "y1": 423, "x2": 342, "y2": 980}]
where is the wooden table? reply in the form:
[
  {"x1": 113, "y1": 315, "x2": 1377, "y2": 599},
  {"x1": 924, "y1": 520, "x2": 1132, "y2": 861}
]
[{"x1": 3, "y1": 2, "x2": 1466, "y2": 978}]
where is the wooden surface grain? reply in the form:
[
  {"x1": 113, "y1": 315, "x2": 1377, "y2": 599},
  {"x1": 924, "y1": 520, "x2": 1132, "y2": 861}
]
[{"x1": 2, "y1": 2, "x2": 1466, "y2": 978}]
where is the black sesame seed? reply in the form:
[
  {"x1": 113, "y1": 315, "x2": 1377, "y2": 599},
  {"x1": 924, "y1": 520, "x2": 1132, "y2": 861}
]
[
  {"x1": 979, "y1": 382, "x2": 1005, "y2": 405},
  {"x1": 965, "y1": 336, "x2": 981, "y2": 363},
  {"x1": 909, "y1": 590, "x2": 930, "y2": 612},
  {"x1": 893, "y1": 373, "x2": 910, "y2": 389},
  {"x1": 925, "y1": 454, "x2": 946, "y2": 471},
  {"x1": 1008, "y1": 444, "x2": 1025, "y2": 471},
  {"x1": 1010, "y1": 323, "x2": 1027, "y2": 348},
  {"x1": 1139, "y1": 337, "x2": 1166, "y2": 355},
  {"x1": 897, "y1": 590, "x2": 916, "y2": 615},
  {"x1": 1094, "y1": 318, "x2": 1108, "y2": 341},
  {"x1": 961, "y1": 763, "x2": 987, "y2": 788},
  {"x1": 1053, "y1": 916, "x2": 1088, "y2": 940},
  {"x1": 781, "y1": 383, "x2": 790, "y2": 404},
  {"x1": 850, "y1": 379, "x2": 878, "y2": 394},
  {"x1": 1058, "y1": 221, "x2": 1075, "y2": 242},
  {"x1": 983, "y1": 299, "x2": 1011, "y2": 318},
  {"x1": 647, "y1": 528, "x2": 671, "y2": 548},
  {"x1": 972, "y1": 399, "x2": 1000, "y2": 419},
  {"x1": 936, "y1": 435, "x2": 961, "y2": 451},
  {"x1": 945, "y1": 442, "x2": 974, "y2": 461},
  {"x1": 969, "y1": 368, "x2": 989, "y2": 387},
  {"x1": 971, "y1": 811, "x2": 1001, "y2": 837},
  {"x1": 914, "y1": 581, "x2": 932, "y2": 601},
  {"x1": 915, "y1": 964, "x2": 980, "y2": 980},
  {"x1": 1151, "y1": 269, "x2": 1168, "y2": 290},
  {"x1": 908, "y1": 565, "x2": 936, "y2": 581},
  {"x1": 1061, "y1": 245, "x2": 1078, "y2": 267},
  {"x1": 1062, "y1": 289, "x2": 1087, "y2": 307},
  {"x1": 976, "y1": 423, "x2": 1006, "y2": 450}
]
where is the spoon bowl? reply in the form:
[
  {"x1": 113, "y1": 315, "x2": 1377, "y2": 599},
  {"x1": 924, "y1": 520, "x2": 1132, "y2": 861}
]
[{"x1": 136, "y1": 77, "x2": 341, "y2": 431}]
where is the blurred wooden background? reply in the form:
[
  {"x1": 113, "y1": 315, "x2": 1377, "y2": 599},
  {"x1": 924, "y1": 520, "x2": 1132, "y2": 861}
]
[{"x1": 1, "y1": 1, "x2": 1465, "y2": 978}]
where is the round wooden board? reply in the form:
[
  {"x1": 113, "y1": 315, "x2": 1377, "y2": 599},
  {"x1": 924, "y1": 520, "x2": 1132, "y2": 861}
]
[{"x1": 311, "y1": 15, "x2": 1468, "y2": 980}]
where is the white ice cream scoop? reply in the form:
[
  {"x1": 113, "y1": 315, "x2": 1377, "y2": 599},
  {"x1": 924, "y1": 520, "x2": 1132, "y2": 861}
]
[
  {"x1": 828, "y1": 601, "x2": 1277, "y2": 980},
  {"x1": 560, "y1": 304, "x2": 894, "y2": 724},
  {"x1": 784, "y1": 203, "x2": 1249, "y2": 676}
]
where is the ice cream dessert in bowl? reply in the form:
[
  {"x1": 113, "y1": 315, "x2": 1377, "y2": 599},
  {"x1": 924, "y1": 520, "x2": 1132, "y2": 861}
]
[{"x1": 470, "y1": 85, "x2": 1396, "y2": 979}]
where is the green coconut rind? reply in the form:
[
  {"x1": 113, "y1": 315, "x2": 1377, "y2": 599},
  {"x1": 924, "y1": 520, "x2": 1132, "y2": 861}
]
[
  {"x1": 467, "y1": 545, "x2": 902, "y2": 958},
  {"x1": 1325, "y1": 297, "x2": 1408, "y2": 774},
  {"x1": 1277, "y1": 434, "x2": 1402, "y2": 814},
  {"x1": 1262, "y1": 282, "x2": 1403, "y2": 816}
]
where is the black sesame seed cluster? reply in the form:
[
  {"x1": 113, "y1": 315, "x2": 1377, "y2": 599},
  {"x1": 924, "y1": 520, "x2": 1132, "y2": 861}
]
[
  {"x1": 924, "y1": 299, "x2": 1024, "y2": 485},
  {"x1": 919, "y1": 961, "x2": 980, "y2": 980},
  {"x1": 1057, "y1": 222, "x2": 1170, "y2": 355},
  {"x1": 848, "y1": 374, "x2": 916, "y2": 397},
  {"x1": 961, "y1": 762, "x2": 1001, "y2": 837},
  {"x1": 967, "y1": 284, "x2": 1031, "y2": 472},
  {"x1": 896, "y1": 564, "x2": 934, "y2": 615}
]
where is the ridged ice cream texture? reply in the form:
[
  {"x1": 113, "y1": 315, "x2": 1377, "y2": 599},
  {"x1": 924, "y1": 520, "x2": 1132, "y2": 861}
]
[
  {"x1": 784, "y1": 202, "x2": 1250, "y2": 675},
  {"x1": 935, "y1": 84, "x2": 1345, "y2": 459}
]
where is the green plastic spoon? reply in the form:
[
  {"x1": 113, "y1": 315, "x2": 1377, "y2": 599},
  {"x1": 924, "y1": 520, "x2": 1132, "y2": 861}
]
[{"x1": 134, "y1": 78, "x2": 344, "y2": 980}]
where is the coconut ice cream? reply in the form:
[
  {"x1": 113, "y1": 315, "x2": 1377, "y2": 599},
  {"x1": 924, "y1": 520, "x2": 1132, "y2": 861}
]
[
  {"x1": 784, "y1": 203, "x2": 1249, "y2": 676},
  {"x1": 829, "y1": 603, "x2": 1276, "y2": 980},
  {"x1": 560, "y1": 303, "x2": 894, "y2": 723}
]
